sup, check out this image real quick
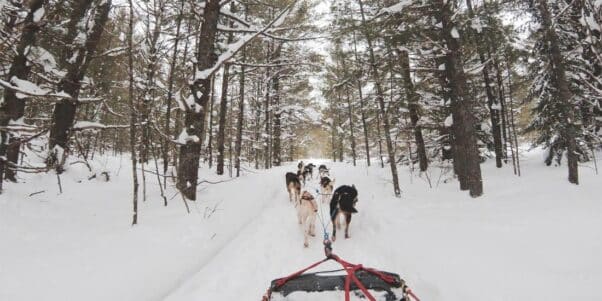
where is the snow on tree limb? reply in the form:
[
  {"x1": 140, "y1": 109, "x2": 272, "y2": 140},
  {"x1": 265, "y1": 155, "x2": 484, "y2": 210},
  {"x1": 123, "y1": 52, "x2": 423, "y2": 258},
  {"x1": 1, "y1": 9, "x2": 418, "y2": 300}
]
[
  {"x1": 376, "y1": 0, "x2": 412, "y2": 16},
  {"x1": 0, "y1": 78, "x2": 101, "y2": 103},
  {"x1": 193, "y1": 3, "x2": 296, "y2": 81}
]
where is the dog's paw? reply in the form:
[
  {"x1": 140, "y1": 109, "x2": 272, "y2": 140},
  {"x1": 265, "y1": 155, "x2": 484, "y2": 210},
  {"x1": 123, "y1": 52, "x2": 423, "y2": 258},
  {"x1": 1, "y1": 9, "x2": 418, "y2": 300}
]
[{"x1": 304, "y1": 242, "x2": 309, "y2": 248}]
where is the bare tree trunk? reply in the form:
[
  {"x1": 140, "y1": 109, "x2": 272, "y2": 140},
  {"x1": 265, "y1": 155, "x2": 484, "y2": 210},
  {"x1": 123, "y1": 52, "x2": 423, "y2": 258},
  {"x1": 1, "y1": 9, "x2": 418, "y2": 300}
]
[
  {"x1": 235, "y1": 55, "x2": 245, "y2": 177},
  {"x1": 352, "y1": 31, "x2": 371, "y2": 166},
  {"x1": 437, "y1": 0, "x2": 483, "y2": 197},
  {"x1": 492, "y1": 51, "x2": 509, "y2": 162},
  {"x1": 0, "y1": 0, "x2": 46, "y2": 189},
  {"x1": 163, "y1": 0, "x2": 185, "y2": 181},
  {"x1": 358, "y1": 83, "x2": 371, "y2": 166},
  {"x1": 466, "y1": 0, "x2": 503, "y2": 168},
  {"x1": 228, "y1": 89, "x2": 234, "y2": 177},
  {"x1": 48, "y1": 0, "x2": 111, "y2": 173},
  {"x1": 254, "y1": 79, "x2": 262, "y2": 169},
  {"x1": 331, "y1": 101, "x2": 337, "y2": 162},
  {"x1": 216, "y1": 63, "x2": 230, "y2": 175},
  {"x1": 271, "y1": 44, "x2": 283, "y2": 167},
  {"x1": 140, "y1": 0, "x2": 165, "y2": 164},
  {"x1": 336, "y1": 92, "x2": 344, "y2": 163},
  {"x1": 139, "y1": 1, "x2": 165, "y2": 202},
  {"x1": 128, "y1": 0, "x2": 139, "y2": 225},
  {"x1": 217, "y1": 64, "x2": 230, "y2": 175},
  {"x1": 216, "y1": 11, "x2": 237, "y2": 175},
  {"x1": 345, "y1": 89, "x2": 357, "y2": 166},
  {"x1": 398, "y1": 49, "x2": 428, "y2": 172},
  {"x1": 358, "y1": 0, "x2": 401, "y2": 197},
  {"x1": 263, "y1": 42, "x2": 273, "y2": 169},
  {"x1": 376, "y1": 109, "x2": 384, "y2": 168},
  {"x1": 505, "y1": 51, "x2": 521, "y2": 176},
  {"x1": 207, "y1": 77, "x2": 215, "y2": 168},
  {"x1": 178, "y1": 0, "x2": 220, "y2": 200},
  {"x1": 171, "y1": 31, "x2": 190, "y2": 168}
]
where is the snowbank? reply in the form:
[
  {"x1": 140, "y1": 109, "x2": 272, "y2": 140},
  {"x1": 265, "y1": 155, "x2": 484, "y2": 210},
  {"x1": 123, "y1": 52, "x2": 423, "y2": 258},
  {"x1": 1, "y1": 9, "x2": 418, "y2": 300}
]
[{"x1": 1, "y1": 150, "x2": 601, "y2": 301}]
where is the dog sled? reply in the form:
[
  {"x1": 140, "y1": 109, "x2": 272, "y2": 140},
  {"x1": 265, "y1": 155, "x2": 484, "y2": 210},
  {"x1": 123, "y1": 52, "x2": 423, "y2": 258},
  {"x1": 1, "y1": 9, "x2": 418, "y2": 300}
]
[{"x1": 262, "y1": 237, "x2": 420, "y2": 301}]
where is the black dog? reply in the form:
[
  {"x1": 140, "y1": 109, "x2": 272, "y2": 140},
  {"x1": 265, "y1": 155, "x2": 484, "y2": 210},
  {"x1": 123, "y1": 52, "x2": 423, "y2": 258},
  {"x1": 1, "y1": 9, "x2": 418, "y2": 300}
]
[
  {"x1": 330, "y1": 185, "x2": 358, "y2": 241},
  {"x1": 318, "y1": 164, "x2": 329, "y2": 177},
  {"x1": 303, "y1": 163, "x2": 316, "y2": 182},
  {"x1": 285, "y1": 172, "x2": 301, "y2": 203}
]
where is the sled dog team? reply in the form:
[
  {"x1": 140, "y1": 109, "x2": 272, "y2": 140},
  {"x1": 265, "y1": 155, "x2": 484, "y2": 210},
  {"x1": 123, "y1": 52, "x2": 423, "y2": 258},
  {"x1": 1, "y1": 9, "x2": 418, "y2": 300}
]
[{"x1": 285, "y1": 161, "x2": 358, "y2": 248}]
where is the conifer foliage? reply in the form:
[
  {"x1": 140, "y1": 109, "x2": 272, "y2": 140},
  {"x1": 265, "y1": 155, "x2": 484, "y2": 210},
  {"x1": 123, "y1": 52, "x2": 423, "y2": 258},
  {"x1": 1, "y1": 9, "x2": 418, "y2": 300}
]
[{"x1": 0, "y1": 0, "x2": 600, "y2": 204}]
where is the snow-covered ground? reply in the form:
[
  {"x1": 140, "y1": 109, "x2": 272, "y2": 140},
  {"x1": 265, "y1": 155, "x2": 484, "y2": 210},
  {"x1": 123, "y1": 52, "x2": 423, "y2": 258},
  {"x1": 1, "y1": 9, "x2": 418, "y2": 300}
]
[{"x1": 1, "y1": 149, "x2": 601, "y2": 301}]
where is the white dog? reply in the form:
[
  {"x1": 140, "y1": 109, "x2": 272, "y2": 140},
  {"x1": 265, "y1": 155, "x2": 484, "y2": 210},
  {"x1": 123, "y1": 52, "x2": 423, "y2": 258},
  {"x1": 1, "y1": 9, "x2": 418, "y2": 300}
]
[{"x1": 298, "y1": 191, "x2": 318, "y2": 247}]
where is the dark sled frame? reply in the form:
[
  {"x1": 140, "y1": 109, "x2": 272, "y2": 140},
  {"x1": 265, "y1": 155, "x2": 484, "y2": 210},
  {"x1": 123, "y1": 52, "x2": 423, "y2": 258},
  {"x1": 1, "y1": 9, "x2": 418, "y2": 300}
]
[{"x1": 268, "y1": 268, "x2": 407, "y2": 301}]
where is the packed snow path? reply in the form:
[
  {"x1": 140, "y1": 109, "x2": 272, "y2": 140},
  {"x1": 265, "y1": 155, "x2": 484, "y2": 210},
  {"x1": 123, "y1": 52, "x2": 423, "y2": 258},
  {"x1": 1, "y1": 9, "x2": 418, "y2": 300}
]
[{"x1": 1, "y1": 151, "x2": 602, "y2": 300}]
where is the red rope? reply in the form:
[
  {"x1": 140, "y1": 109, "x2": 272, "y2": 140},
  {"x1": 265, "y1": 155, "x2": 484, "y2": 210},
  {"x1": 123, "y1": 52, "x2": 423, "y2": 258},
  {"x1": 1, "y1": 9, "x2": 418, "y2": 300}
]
[
  {"x1": 406, "y1": 288, "x2": 421, "y2": 301},
  {"x1": 331, "y1": 255, "x2": 377, "y2": 301},
  {"x1": 274, "y1": 258, "x2": 328, "y2": 287}
]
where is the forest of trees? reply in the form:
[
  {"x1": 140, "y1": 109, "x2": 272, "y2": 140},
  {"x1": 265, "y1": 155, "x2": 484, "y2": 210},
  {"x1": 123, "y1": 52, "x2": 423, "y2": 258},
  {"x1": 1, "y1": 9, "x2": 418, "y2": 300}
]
[
  {"x1": 0, "y1": 0, "x2": 600, "y2": 221},
  {"x1": 323, "y1": 0, "x2": 601, "y2": 197}
]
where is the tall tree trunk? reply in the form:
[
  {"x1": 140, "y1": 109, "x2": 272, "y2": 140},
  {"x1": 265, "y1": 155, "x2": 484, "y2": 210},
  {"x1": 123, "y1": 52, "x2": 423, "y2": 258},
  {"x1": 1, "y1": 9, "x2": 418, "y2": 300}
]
[
  {"x1": 216, "y1": 63, "x2": 231, "y2": 175},
  {"x1": 345, "y1": 89, "x2": 357, "y2": 166},
  {"x1": 358, "y1": 0, "x2": 401, "y2": 197},
  {"x1": 376, "y1": 109, "x2": 384, "y2": 168},
  {"x1": 172, "y1": 30, "x2": 190, "y2": 168},
  {"x1": 466, "y1": 0, "x2": 503, "y2": 168},
  {"x1": 491, "y1": 50, "x2": 509, "y2": 162},
  {"x1": 217, "y1": 6, "x2": 237, "y2": 175},
  {"x1": 358, "y1": 82, "x2": 371, "y2": 166},
  {"x1": 537, "y1": 0, "x2": 578, "y2": 184},
  {"x1": 336, "y1": 91, "x2": 344, "y2": 163},
  {"x1": 48, "y1": 0, "x2": 111, "y2": 173},
  {"x1": 207, "y1": 77, "x2": 215, "y2": 168},
  {"x1": 352, "y1": 31, "x2": 370, "y2": 166},
  {"x1": 235, "y1": 55, "x2": 245, "y2": 177},
  {"x1": 504, "y1": 50, "x2": 521, "y2": 176},
  {"x1": 140, "y1": 0, "x2": 164, "y2": 164},
  {"x1": 127, "y1": 0, "x2": 139, "y2": 225},
  {"x1": 163, "y1": 0, "x2": 185, "y2": 178},
  {"x1": 331, "y1": 102, "x2": 337, "y2": 162},
  {"x1": 398, "y1": 49, "x2": 428, "y2": 172},
  {"x1": 263, "y1": 41, "x2": 272, "y2": 169},
  {"x1": 177, "y1": 0, "x2": 220, "y2": 200},
  {"x1": 254, "y1": 79, "x2": 262, "y2": 169},
  {"x1": 228, "y1": 89, "x2": 234, "y2": 177},
  {"x1": 437, "y1": 0, "x2": 483, "y2": 197},
  {"x1": 0, "y1": 0, "x2": 45, "y2": 189},
  {"x1": 271, "y1": 44, "x2": 283, "y2": 167}
]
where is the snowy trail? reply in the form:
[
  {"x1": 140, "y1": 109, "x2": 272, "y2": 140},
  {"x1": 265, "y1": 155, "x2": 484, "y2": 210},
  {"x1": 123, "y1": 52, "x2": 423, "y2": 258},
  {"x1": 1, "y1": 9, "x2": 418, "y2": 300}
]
[
  {"x1": 165, "y1": 157, "x2": 602, "y2": 301},
  {"x1": 164, "y1": 161, "x2": 336, "y2": 300},
  {"x1": 164, "y1": 160, "x2": 440, "y2": 301},
  {"x1": 2, "y1": 152, "x2": 602, "y2": 301}
]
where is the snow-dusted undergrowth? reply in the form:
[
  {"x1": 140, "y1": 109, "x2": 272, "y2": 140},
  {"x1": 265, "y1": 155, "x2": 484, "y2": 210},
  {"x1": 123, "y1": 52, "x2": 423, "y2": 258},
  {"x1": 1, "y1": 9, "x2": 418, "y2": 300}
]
[{"x1": 1, "y1": 149, "x2": 601, "y2": 300}]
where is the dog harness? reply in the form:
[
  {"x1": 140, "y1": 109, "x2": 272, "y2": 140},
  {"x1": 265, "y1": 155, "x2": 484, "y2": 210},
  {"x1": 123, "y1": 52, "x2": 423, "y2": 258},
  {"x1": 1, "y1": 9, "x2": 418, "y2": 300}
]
[{"x1": 301, "y1": 193, "x2": 318, "y2": 212}]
